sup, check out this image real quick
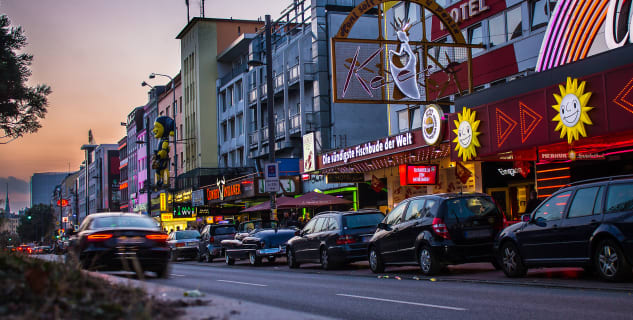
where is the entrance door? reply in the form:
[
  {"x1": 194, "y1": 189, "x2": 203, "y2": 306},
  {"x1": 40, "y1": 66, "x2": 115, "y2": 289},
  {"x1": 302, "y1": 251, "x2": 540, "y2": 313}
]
[{"x1": 487, "y1": 188, "x2": 509, "y2": 221}]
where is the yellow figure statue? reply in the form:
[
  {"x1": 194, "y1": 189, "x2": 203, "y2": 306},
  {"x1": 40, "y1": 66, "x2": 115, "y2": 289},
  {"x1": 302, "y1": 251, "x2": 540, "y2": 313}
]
[{"x1": 152, "y1": 116, "x2": 175, "y2": 188}]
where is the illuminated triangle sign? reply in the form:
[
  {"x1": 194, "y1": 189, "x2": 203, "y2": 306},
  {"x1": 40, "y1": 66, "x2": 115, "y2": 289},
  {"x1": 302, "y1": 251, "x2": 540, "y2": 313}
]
[
  {"x1": 519, "y1": 102, "x2": 543, "y2": 143},
  {"x1": 495, "y1": 108, "x2": 517, "y2": 147},
  {"x1": 613, "y1": 77, "x2": 633, "y2": 115}
]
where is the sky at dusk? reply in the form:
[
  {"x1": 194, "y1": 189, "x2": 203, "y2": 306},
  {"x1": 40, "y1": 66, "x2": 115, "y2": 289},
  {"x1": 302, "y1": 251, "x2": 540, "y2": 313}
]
[{"x1": 0, "y1": 0, "x2": 289, "y2": 211}]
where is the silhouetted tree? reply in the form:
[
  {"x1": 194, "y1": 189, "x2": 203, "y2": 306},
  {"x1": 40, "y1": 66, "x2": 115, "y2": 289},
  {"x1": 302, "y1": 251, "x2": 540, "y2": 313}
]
[
  {"x1": 0, "y1": 14, "x2": 51, "y2": 144},
  {"x1": 17, "y1": 204, "x2": 54, "y2": 243}
]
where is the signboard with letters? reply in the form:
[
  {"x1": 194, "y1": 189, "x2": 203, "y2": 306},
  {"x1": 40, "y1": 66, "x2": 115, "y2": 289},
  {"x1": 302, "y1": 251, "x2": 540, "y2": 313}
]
[
  {"x1": 326, "y1": 173, "x2": 366, "y2": 184},
  {"x1": 303, "y1": 132, "x2": 316, "y2": 173},
  {"x1": 399, "y1": 164, "x2": 439, "y2": 185},
  {"x1": 265, "y1": 163, "x2": 280, "y2": 193}
]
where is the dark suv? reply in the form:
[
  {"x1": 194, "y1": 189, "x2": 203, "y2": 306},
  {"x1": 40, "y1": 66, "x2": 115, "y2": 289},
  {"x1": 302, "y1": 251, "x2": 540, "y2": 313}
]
[
  {"x1": 368, "y1": 193, "x2": 504, "y2": 275},
  {"x1": 198, "y1": 224, "x2": 237, "y2": 262},
  {"x1": 495, "y1": 175, "x2": 633, "y2": 282},
  {"x1": 286, "y1": 210, "x2": 385, "y2": 270}
]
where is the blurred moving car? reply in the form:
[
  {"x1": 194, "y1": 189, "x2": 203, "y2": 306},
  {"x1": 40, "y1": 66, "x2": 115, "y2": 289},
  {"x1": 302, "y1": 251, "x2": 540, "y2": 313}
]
[
  {"x1": 495, "y1": 175, "x2": 633, "y2": 282},
  {"x1": 223, "y1": 226, "x2": 295, "y2": 265},
  {"x1": 167, "y1": 230, "x2": 201, "y2": 261},
  {"x1": 368, "y1": 193, "x2": 505, "y2": 275},
  {"x1": 286, "y1": 210, "x2": 384, "y2": 269},
  {"x1": 198, "y1": 223, "x2": 236, "y2": 262},
  {"x1": 66, "y1": 212, "x2": 170, "y2": 278}
]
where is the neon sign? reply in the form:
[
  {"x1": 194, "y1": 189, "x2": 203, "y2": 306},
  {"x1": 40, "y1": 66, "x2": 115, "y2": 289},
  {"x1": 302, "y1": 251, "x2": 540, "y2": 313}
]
[
  {"x1": 399, "y1": 164, "x2": 438, "y2": 185},
  {"x1": 322, "y1": 132, "x2": 413, "y2": 165}
]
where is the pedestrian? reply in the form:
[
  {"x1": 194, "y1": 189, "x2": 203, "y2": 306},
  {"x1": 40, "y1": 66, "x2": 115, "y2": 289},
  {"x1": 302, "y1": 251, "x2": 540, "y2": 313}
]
[{"x1": 525, "y1": 190, "x2": 540, "y2": 214}]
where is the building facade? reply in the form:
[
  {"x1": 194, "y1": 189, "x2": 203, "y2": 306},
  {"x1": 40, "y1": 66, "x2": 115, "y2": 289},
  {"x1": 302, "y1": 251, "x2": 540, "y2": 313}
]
[{"x1": 29, "y1": 172, "x2": 68, "y2": 207}]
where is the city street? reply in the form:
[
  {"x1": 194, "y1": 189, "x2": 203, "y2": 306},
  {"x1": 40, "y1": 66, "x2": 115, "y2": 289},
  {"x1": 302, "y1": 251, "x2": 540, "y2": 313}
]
[{"x1": 141, "y1": 258, "x2": 633, "y2": 320}]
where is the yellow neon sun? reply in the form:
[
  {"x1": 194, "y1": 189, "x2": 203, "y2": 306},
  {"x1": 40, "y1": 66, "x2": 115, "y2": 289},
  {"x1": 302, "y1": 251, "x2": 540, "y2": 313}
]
[
  {"x1": 452, "y1": 107, "x2": 481, "y2": 162},
  {"x1": 552, "y1": 77, "x2": 594, "y2": 144}
]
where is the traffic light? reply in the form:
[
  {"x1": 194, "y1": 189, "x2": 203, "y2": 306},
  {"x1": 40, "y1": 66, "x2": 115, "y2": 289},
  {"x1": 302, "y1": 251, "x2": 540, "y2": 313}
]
[{"x1": 27, "y1": 215, "x2": 32, "y2": 220}]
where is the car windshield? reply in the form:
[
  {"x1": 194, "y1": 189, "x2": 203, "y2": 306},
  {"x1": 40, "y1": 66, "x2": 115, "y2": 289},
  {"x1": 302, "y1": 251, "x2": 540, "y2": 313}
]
[
  {"x1": 241, "y1": 220, "x2": 278, "y2": 232},
  {"x1": 175, "y1": 230, "x2": 200, "y2": 240},
  {"x1": 213, "y1": 226, "x2": 236, "y2": 235},
  {"x1": 92, "y1": 216, "x2": 159, "y2": 230},
  {"x1": 344, "y1": 213, "x2": 384, "y2": 229},
  {"x1": 445, "y1": 196, "x2": 499, "y2": 220}
]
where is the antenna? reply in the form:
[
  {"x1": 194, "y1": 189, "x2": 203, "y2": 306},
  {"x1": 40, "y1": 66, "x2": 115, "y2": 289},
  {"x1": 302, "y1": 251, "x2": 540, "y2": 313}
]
[
  {"x1": 185, "y1": 0, "x2": 190, "y2": 22},
  {"x1": 200, "y1": 0, "x2": 205, "y2": 18}
]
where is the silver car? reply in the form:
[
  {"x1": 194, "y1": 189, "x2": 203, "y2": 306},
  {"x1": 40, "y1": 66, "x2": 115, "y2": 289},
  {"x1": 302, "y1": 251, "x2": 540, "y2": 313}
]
[{"x1": 167, "y1": 230, "x2": 200, "y2": 261}]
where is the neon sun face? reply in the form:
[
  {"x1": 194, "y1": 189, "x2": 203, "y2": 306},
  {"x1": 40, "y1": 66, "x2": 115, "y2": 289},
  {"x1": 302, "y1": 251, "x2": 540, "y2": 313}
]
[
  {"x1": 552, "y1": 77, "x2": 594, "y2": 144},
  {"x1": 458, "y1": 121, "x2": 473, "y2": 148},
  {"x1": 453, "y1": 107, "x2": 481, "y2": 162}
]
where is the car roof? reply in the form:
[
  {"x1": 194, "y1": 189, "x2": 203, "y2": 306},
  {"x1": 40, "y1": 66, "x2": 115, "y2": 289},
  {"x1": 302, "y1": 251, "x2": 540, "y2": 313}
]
[
  {"x1": 407, "y1": 192, "x2": 492, "y2": 200},
  {"x1": 86, "y1": 212, "x2": 151, "y2": 219},
  {"x1": 316, "y1": 209, "x2": 383, "y2": 217}
]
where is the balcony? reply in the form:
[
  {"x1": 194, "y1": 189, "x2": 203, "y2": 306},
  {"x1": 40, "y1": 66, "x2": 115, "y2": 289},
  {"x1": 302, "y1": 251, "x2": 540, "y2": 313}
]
[
  {"x1": 248, "y1": 88, "x2": 257, "y2": 104},
  {"x1": 288, "y1": 64, "x2": 300, "y2": 83},
  {"x1": 275, "y1": 73, "x2": 284, "y2": 91},
  {"x1": 248, "y1": 131, "x2": 259, "y2": 147},
  {"x1": 276, "y1": 120, "x2": 285, "y2": 139},
  {"x1": 289, "y1": 114, "x2": 301, "y2": 134}
]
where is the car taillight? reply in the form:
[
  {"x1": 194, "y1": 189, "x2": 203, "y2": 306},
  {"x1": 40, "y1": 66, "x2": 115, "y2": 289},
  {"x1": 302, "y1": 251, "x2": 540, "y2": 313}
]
[
  {"x1": 336, "y1": 235, "x2": 356, "y2": 245},
  {"x1": 432, "y1": 218, "x2": 450, "y2": 239},
  {"x1": 176, "y1": 243, "x2": 185, "y2": 247},
  {"x1": 209, "y1": 236, "x2": 215, "y2": 243},
  {"x1": 146, "y1": 234, "x2": 169, "y2": 243},
  {"x1": 87, "y1": 233, "x2": 113, "y2": 241}
]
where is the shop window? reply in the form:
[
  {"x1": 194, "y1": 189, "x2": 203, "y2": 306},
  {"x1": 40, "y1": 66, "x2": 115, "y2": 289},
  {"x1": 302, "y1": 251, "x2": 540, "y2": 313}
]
[
  {"x1": 533, "y1": 191, "x2": 571, "y2": 221},
  {"x1": 567, "y1": 187, "x2": 600, "y2": 218}
]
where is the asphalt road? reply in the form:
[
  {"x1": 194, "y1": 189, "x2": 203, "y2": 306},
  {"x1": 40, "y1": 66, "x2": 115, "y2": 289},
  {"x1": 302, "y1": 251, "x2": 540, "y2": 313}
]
[{"x1": 147, "y1": 259, "x2": 633, "y2": 320}]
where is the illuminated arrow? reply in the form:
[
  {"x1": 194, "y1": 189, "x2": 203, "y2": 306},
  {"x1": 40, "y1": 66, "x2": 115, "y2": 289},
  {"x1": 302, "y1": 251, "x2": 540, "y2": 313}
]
[
  {"x1": 613, "y1": 77, "x2": 633, "y2": 115},
  {"x1": 519, "y1": 102, "x2": 543, "y2": 143},
  {"x1": 496, "y1": 108, "x2": 517, "y2": 148}
]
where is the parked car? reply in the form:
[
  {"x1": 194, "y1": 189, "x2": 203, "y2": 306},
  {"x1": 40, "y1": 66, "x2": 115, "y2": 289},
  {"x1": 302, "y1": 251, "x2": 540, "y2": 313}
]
[
  {"x1": 223, "y1": 227, "x2": 295, "y2": 265},
  {"x1": 198, "y1": 223, "x2": 237, "y2": 262},
  {"x1": 234, "y1": 220, "x2": 279, "y2": 240},
  {"x1": 495, "y1": 175, "x2": 633, "y2": 282},
  {"x1": 286, "y1": 210, "x2": 384, "y2": 269},
  {"x1": 167, "y1": 230, "x2": 201, "y2": 261},
  {"x1": 368, "y1": 193, "x2": 505, "y2": 275},
  {"x1": 66, "y1": 212, "x2": 170, "y2": 277}
]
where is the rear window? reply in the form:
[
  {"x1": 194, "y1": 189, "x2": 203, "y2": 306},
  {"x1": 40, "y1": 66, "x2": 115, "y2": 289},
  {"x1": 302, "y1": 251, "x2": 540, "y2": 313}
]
[
  {"x1": 445, "y1": 196, "x2": 500, "y2": 220},
  {"x1": 91, "y1": 216, "x2": 159, "y2": 230},
  {"x1": 606, "y1": 183, "x2": 633, "y2": 213},
  {"x1": 213, "y1": 226, "x2": 236, "y2": 235},
  {"x1": 344, "y1": 213, "x2": 385, "y2": 229},
  {"x1": 175, "y1": 230, "x2": 200, "y2": 240}
]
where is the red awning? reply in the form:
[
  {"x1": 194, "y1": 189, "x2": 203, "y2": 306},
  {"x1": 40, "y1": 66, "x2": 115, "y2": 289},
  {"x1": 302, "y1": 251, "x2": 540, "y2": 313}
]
[
  {"x1": 277, "y1": 192, "x2": 352, "y2": 209},
  {"x1": 240, "y1": 196, "x2": 294, "y2": 213}
]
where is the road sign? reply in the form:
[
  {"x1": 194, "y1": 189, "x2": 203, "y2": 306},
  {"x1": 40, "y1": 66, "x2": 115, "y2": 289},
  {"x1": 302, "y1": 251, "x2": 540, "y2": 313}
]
[
  {"x1": 265, "y1": 162, "x2": 280, "y2": 193},
  {"x1": 62, "y1": 217, "x2": 68, "y2": 223}
]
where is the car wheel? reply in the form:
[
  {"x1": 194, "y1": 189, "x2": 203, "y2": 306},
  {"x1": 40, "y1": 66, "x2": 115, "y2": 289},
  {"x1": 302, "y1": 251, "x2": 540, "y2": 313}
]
[
  {"x1": 500, "y1": 241, "x2": 527, "y2": 278},
  {"x1": 287, "y1": 248, "x2": 300, "y2": 269},
  {"x1": 225, "y1": 253, "x2": 235, "y2": 265},
  {"x1": 368, "y1": 247, "x2": 385, "y2": 273},
  {"x1": 268, "y1": 257, "x2": 276, "y2": 264},
  {"x1": 418, "y1": 245, "x2": 442, "y2": 276},
  {"x1": 595, "y1": 239, "x2": 632, "y2": 282},
  {"x1": 321, "y1": 247, "x2": 334, "y2": 270},
  {"x1": 249, "y1": 252, "x2": 261, "y2": 266},
  {"x1": 155, "y1": 264, "x2": 171, "y2": 279}
]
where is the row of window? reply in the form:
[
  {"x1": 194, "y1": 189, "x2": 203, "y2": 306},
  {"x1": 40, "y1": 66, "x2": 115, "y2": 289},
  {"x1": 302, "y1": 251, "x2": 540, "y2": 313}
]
[
  {"x1": 220, "y1": 80, "x2": 244, "y2": 112},
  {"x1": 221, "y1": 148, "x2": 245, "y2": 167},
  {"x1": 221, "y1": 115, "x2": 244, "y2": 142}
]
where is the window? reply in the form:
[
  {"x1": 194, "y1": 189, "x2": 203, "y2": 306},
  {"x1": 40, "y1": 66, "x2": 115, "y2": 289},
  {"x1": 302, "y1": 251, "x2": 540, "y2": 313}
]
[
  {"x1": 220, "y1": 93, "x2": 226, "y2": 112},
  {"x1": 568, "y1": 187, "x2": 600, "y2": 218},
  {"x1": 236, "y1": 81, "x2": 243, "y2": 102},
  {"x1": 530, "y1": 0, "x2": 555, "y2": 31},
  {"x1": 237, "y1": 148, "x2": 243, "y2": 166},
  {"x1": 302, "y1": 218, "x2": 317, "y2": 234},
  {"x1": 422, "y1": 199, "x2": 439, "y2": 217},
  {"x1": 489, "y1": 13, "x2": 506, "y2": 48},
  {"x1": 404, "y1": 199, "x2": 426, "y2": 221},
  {"x1": 533, "y1": 191, "x2": 571, "y2": 221},
  {"x1": 227, "y1": 87, "x2": 233, "y2": 107},
  {"x1": 179, "y1": 97, "x2": 182, "y2": 113},
  {"x1": 327, "y1": 217, "x2": 338, "y2": 231},
  {"x1": 605, "y1": 183, "x2": 633, "y2": 213},
  {"x1": 410, "y1": 107, "x2": 421, "y2": 130},
  {"x1": 398, "y1": 109, "x2": 409, "y2": 133},
  {"x1": 507, "y1": 6, "x2": 523, "y2": 40},
  {"x1": 222, "y1": 122, "x2": 228, "y2": 141},
  {"x1": 236, "y1": 115, "x2": 243, "y2": 136},
  {"x1": 229, "y1": 118, "x2": 235, "y2": 139},
  {"x1": 385, "y1": 201, "x2": 407, "y2": 225},
  {"x1": 593, "y1": 186, "x2": 605, "y2": 214},
  {"x1": 467, "y1": 23, "x2": 484, "y2": 55},
  {"x1": 314, "y1": 218, "x2": 327, "y2": 233}
]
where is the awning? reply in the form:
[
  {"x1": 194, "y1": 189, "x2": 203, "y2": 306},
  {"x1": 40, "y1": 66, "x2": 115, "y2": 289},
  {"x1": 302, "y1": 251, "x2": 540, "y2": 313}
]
[
  {"x1": 277, "y1": 192, "x2": 352, "y2": 209},
  {"x1": 240, "y1": 196, "x2": 294, "y2": 213}
]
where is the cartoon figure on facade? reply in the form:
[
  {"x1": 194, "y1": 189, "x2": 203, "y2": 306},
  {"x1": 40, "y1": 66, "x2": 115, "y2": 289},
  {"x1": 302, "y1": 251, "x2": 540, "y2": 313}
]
[
  {"x1": 388, "y1": 21, "x2": 420, "y2": 100},
  {"x1": 152, "y1": 116, "x2": 175, "y2": 188}
]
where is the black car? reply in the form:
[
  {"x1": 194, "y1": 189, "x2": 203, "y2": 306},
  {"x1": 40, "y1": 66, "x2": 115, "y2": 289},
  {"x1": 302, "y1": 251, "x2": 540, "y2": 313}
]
[
  {"x1": 495, "y1": 175, "x2": 633, "y2": 282},
  {"x1": 286, "y1": 210, "x2": 384, "y2": 270},
  {"x1": 66, "y1": 213, "x2": 170, "y2": 278},
  {"x1": 167, "y1": 230, "x2": 201, "y2": 261},
  {"x1": 368, "y1": 193, "x2": 505, "y2": 275},
  {"x1": 222, "y1": 227, "x2": 295, "y2": 265},
  {"x1": 198, "y1": 223, "x2": 237, "y2": 262}
]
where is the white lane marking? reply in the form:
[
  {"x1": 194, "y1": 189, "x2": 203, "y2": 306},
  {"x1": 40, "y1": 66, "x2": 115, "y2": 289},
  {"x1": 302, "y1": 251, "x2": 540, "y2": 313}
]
[
  {"x1": 171, "y1": 274, "x2": 186, "y2": 277},
  {"x1": 336, "y1": 294, "x2": 466, "y2": 311},
  {"x1": 217, "y1": 279, "x2": 268, "y2": 287}
]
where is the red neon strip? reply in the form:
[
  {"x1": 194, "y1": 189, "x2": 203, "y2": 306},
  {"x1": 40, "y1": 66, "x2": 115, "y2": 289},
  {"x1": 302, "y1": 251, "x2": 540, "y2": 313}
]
[
  {"x1": 538, "y1": 185, "x2": 568, "y2": 189},
  {"x1": 536, "y1": 167, "x2": 570, "y2": 174},
  {"x1": 538, "y1": 194, "x2": 551, "y2": 198},
  {"x1": 537, "y1": 176, "x2": 571, "y2": 182}
]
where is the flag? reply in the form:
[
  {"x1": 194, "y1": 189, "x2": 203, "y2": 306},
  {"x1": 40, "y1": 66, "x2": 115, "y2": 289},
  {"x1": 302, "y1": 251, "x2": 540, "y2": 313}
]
[{"x1": 455, "y1": 162, "x2": 472, "y2": 184}]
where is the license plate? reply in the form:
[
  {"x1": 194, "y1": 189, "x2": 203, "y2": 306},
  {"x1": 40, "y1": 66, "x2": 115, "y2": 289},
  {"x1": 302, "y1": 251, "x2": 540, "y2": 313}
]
[
  {"x1": 186, "y1": 242, "x2": 197, "y2": 247},
  {"x1": 259, "y1": 248, "x2": 280, "y2": 254},
  {"x1": 118, "y1": 236, "x2": 144, "y2": 244},
  {"x1": 464, "y1": 229, "x2": 491, "y2": 239},
  {"x1": 361, "y1": 236, "x2": 372, "y2": 242}
]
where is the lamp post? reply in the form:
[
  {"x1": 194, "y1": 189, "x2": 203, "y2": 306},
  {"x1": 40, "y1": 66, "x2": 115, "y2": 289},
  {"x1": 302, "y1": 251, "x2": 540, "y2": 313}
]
[
  {"x1": 148, "y1": 72, "x2": 177, "y2": 216},
  {"x1": 249, "y1": 15, "x2": 276, "y2": 219}
]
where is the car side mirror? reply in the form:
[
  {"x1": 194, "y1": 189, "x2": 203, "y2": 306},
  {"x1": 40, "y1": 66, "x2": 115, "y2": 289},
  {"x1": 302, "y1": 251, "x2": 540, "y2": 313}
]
[
  {"x1": 534, "y1": 216, "x2": 547, "y2": 227},
  {"x1": 377, "y1": 222, "x2": 391, "y2": 231},
  {"x1": 521, "y1": 214, "x2": 531, "y2": 222}
]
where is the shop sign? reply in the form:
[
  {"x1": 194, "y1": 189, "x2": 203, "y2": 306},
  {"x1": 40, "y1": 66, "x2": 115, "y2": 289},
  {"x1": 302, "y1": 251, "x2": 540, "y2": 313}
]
[
  {"x1": 322, "y1": 132, "x2": 413, "y2": 166},
  {"x1": 192, "y1": 189, "x2": 205, "y2": 206},
  {"x1": 160, "y1": 192, "x2": 167, "y2": 212},
  {"x1": 175, "y1": 189, "x2": 192, "y2": 203},
  {"x1": 452, "y1": 107, "x2": 481, "y2": 161},
  {"x1": 422, "y1": 104, "x2": 444, "y2": 145},
  {"x1": 497, "y1": 168, "x2": 527, "y2": 177},
  {"x1": 207, "y1": 183, "x2": 242, "y2": 201},
  {"x1": 399, "y1": 164, "x2": 438, "y2": 185},
  {"x1": 265, "y1": 163, "x2": 280, "y2": 193},
  {"x1": 196, "y1": 206, "x2": 211, "y2": 216},
  {"x1": 326, "y1": 173, "x2": 365, "y2": 183},
  {"x1": 303, "y1": 132, "x2": 316, "y2": 172},
  {"x1": 173, "y1": 205, "x2": 196, "y2": 219},
  {"x1": 539, "y1": 150, "x2": 605, "y2": 161},
  {"x1": 256, "y1": 177, "x2": 300, "y2": 195},
  {"x1": 161, "y1": 213, "x2": 173, "y2": 221}
]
